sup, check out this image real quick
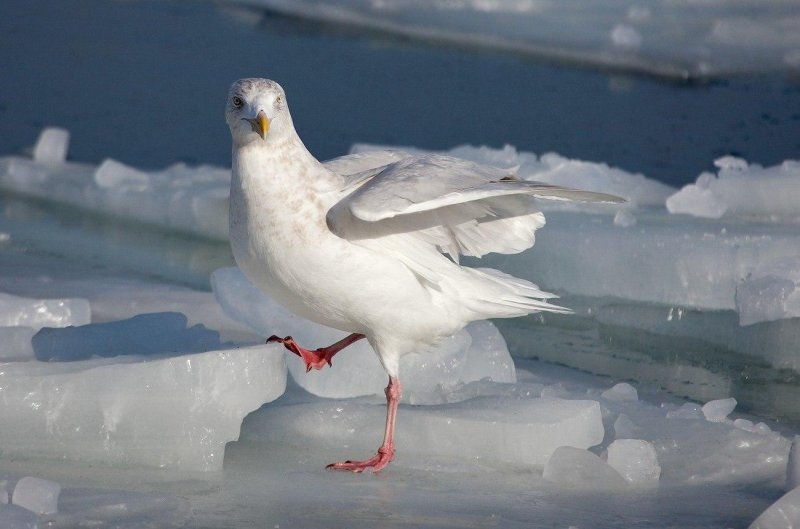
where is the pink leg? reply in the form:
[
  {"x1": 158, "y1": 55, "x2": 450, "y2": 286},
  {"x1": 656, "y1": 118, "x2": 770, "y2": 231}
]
[
  {"x1": 267, "y1": 333, "x2": 365, "y2": 372},
  {"x1": 327, "y1": 376, "x2": 401, "y2": 473}
]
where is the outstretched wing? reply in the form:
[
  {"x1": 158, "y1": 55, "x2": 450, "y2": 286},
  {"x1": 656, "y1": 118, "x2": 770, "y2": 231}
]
[{"x1": 326, "y1": 153, "x2": 623, "y2": 260}]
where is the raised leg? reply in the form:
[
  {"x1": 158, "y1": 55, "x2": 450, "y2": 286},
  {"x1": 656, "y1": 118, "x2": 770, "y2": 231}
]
[
  {"x1": 267, "y1": 333, "x2": 365, "y2": 372},
  {"x1": 327, "y1": 376, "x2": 401, "y2": 473}
]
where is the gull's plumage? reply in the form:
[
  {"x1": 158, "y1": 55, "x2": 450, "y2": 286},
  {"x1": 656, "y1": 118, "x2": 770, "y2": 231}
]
[{"x1": 225, "y1": 78, "x2": 623, "y2": 472}]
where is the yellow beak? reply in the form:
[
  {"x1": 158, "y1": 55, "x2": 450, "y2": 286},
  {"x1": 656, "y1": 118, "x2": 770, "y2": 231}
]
[{"x1": 249, "y1": 110, "x2": 270, "y2": 139}]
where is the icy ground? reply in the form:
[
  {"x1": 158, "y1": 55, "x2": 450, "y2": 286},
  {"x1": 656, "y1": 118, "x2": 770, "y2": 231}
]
[
  {"x1": 0, "y1": 131, "x2": 799, "y2": 527},
  {"x1": 225, "y1": 0, "x2": 800, "y2": 78}
]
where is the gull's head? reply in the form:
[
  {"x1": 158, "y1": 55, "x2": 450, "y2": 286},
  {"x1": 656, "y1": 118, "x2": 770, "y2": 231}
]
[{"x1": 225, "y1": 78, "x2": 290, "y2": 147}]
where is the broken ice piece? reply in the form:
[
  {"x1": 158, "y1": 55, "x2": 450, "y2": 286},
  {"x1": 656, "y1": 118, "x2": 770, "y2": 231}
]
[
  {"x1": 607, "y1": 439, "x2": 661, "y2": 485},
  {"x1": 33, "y1": 127, "x2": 70, "y2": 164},
  {"x1": 749, "y1": 486, "x2": 800, "y2": 529},
  {"x1": 702, "y1": 397, "x2": 737, "y2": 422},
  {"x1": 601, "y1": 382, "x2": 638, "y2": 402},
  {"x1": 12, "y1": 476, "x2": 60, "y2": 514},
  {"x1": 542, "y1": 446, "x2": 627, "y2": 489}
]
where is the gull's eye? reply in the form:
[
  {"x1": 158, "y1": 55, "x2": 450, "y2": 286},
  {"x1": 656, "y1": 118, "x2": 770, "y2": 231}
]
[{"x1": 232, "y1": 96, "x2": 244, "y2": 108}]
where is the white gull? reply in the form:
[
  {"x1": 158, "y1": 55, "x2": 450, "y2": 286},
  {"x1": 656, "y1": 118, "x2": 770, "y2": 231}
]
[{"x1": 225, "y1": 78, "x2": 623, "y2": 472}]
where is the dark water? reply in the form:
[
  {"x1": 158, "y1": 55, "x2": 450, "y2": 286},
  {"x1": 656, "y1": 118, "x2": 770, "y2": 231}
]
[{"x1": 1, "y1": 0, "x2": 799, "y2": 186}]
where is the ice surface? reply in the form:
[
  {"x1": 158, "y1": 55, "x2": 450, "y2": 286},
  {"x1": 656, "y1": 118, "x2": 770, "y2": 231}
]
[
  {"x1": 606, "y1": 439, "x2": 661, "y2": 485},
  {"x1": 0, "y1": 156, "x2": 230, "y2": 240},
  {"x1": 0, "y1": 345, "x2": 286, "y2": 471},
  {"x1": 32, "y1": 127, "x2": 69, "y2": 165},
  {"x1": 227, "y1": 0, "x2": 800, "y2": 78},
  {"x1": 0, "y1": 504, "x2": 37, "y2": 529},
  {"x1": 601, "y1": 382, "x2": 638, "y2": 402},
  {"x1": 31, "y1": 312, "x2": 224, "y2": 361},
  {"x1": 0, "y1": 292, "x2": 90, "y2": 330},
  {"x1": 0, "y1": 327, "x2": 36, "y2": 361},
  {"x1": 667, "y1": 158, "x2": 800, "y2": 221},
  {"x1": 737, "y1": 256, "x2": 800, "y2": 326},
  {"x1": 12, "y1": 477, "x2": 60, "y2": 515},
  {"x1": 542, "y1": 446, "x2": 627, "y2": 489},
  {"x1": 211, "y1": 267, "x2": 516, "y2": 403},
  {"x1": 0, "y1": 479, "x2": 7, "y2": 504},
  {"x1": 244, "y1": 395, "x2": 604, "y2": 467},
  {"x1": 788, "y1": 436, "x2": 800, "y2": 491},
  {"x1": 749, "y1": 486, "x2": 800, "y2": 529},
  {"x1": 702, "y1": 397, "x2": 737, "y2": 422}
]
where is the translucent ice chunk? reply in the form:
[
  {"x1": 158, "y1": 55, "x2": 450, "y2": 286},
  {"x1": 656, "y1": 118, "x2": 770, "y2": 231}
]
[
  {"x1": 736, "y1": 256, "x2": 800, "y2": 326},
  {"x1": 607, "y1": 439, "x2": 661, "y2": 485},
  {"x1": 12, "y1": 477, "x2": 60, "y2": 515},
  {"x1": 0, "y1": 345, "x2": 286, "y2": 471},
  {"x1": 33, "y1": 127, "x2": 69, "y2": 164},
  {"x1": 702, "y1": 398, "x2": 737, "y2": 422},
  {"x1": 245, "y1": 396, "x2": 604, "y2": 467},
  {"x1": 749, "y1": 486, "x2": 800, "y2": 529},
  {"x1": 0, "y1": 292, "x2": 90, "y2": 330},
  {"x1": 94, "y1": 159, "x2": 150, "y2": 191},
  {"x1": 601, "y1": 382, "x2": 638, "y2": 402},
  {"x1": 0, "y1": 327, "x2": 36, "y2": 361},
  {"x1": 788, "y1": 436, "x2": 800, "y2": 491},
  {"x1": 542, "y1": 446, "x2": 626, "y2": 489}
]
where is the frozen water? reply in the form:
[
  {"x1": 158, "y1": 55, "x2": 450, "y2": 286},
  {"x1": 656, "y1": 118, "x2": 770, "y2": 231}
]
[
  {"x1": 0, "y1": 327, "x2": 36, "y2": 361},
  {"x1": 244, "y1": 395, "x2": 604, "y2": 467},
  {"x1": 613, "y1": 209, "x2": 637, "y2": 227},
  {"x1": 667, "y1": 158, "x2": 800, "y2": 221},
  {"x1": 606, "y1": 439, "x2": 661, "y2": 485},
  {"x1": 31, "y1": 312, "x2": 224, "y2": 361},
  {"x1": 788, "y1": 436, "x2": 800, "y2": 491},
  {"x1": 94, "y1": 158, "x2": 150, "y2": 191},
  {"x1": 0, "y1": 292, "x2": 90, "y2": 330},
  {"x1": 749, "y1": 486, "x2": 800, "y2": 529},
  {"x1": 601, "y1": 382, "x2": 638, "y2": 402},
  {"x1": 737, "y1": 256, "x2": 800, "y2": 326},
  {"x1": 0, "y1": 345, "x2": 286, "y2": 471},
  {"x1": 0, "y1": 479, "x2": 7, "y2": 504},
  {"x1": 0, "y1": 504, "x2": 37, "y2": 529},
  {"x1": 227, "y1": 0, "x2": 800, "y2": 78},
  {"x1": 542, "y1": 446, "x2": 627, "y2": 489},
  {"x1": 0, "y1": 134, "x2": 798, "y2": 526},
  {"x1": 211, "y1": 267, "x2": 516, "y2": 403},
  {"x1": 12, "y1": 477, "x2": 60, "y2": 515},
  {"x1": 702, "y1": 397, "x2": 737, "y2": 422},
  {"x1": 32, "y1": 127, "x2": 69, "y2": 165}
]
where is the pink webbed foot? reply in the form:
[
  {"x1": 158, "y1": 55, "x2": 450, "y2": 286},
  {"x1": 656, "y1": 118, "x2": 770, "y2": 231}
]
[
  {"x1": 326, "y1": 446, "x2": 395, "y2": 473},
  {"x1": 267, "y1": 333, "x2": 365, "y2": 372},
  {"x1": 327, "y1": 376, "x2": 401, "y2": 473}
]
